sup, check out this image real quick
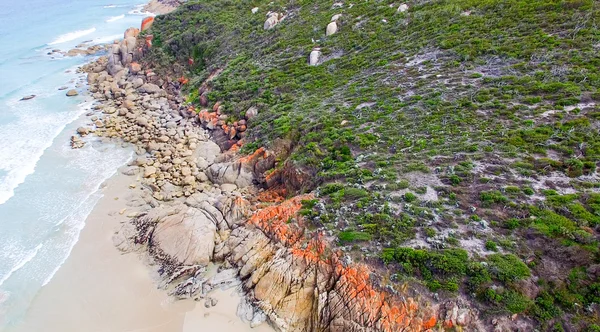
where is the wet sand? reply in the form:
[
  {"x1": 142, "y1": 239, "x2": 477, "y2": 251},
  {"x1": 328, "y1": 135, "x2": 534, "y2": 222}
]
[{"x1": 7, "y1": 170, "x2": 273, "y2": 332}]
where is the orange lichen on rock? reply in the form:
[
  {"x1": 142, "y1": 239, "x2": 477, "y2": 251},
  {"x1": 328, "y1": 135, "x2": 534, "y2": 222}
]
[
  {"x1": 256, "y1": 186, "x2": 287, "y2": 203},
  {"x1": 141, "y1": 16, "x2": 154, "y2": 31},
  {"x1": 243, "y1": 191, "x2": 435, "y2": 331},
  {"x1": 178, "y1": 76, "x2": 189, "y2": 85},
  {"x1": 247, "y1": 194, "x2": 312, "y2": 246},
  {"x1": 423, "y1": 315, "x2": 437, "y2": 329},
  {"x1": 197, "y1": 110, "x2": 217, "y2": 122},
  {"x1": 239, "y1": 147, "x2": 268, "y2": 165},
  {"x1": 145, "y1": 35, "x2": 153, "y2": 48},
  {"x1": 332, "y1": 261, "x2": 420, "y2": 331},
  {"x1": 290, "y1": 233, "x2": 327, "y2": 263},
  {"x1": 124, "y1": 27, "x2": 140, "y2": 38},
  {"x1": 265, "y1": 168, "x2": 282, "y2": 188}
]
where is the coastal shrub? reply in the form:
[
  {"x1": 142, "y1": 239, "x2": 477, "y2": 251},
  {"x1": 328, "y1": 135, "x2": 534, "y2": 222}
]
[
  {"x1": 487, "y1": 254, "x2": 530, "y2": 283},
  {"x1": 480, "y1": 191, "x2": 509, "y2": 207},
  {"x1": 485, "y1": 241, "x2": 498, "y2": 252},
  {"x1": 404, "y1": 192, "x2": 417, "y2": 202},
  {"x1": 338, "y1": 231, "x2": 372, "y2": 243},
  {"x1": 144, "y1": 0, "x2": 600, "y2": 326}
]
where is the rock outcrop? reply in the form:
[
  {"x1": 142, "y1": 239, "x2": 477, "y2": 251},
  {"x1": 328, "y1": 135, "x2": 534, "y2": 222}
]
[
  {"x1": 66, "y1": 89, "x2": 78, "y2": 96},
  {"x1": 264, "y1": 12, "x2": 283, "y2": 30},
  {"x1": 326, "y1": 21, "x2": 338, "y2": 36},
  {"x1": 141, "y1": 16, "x2": 155, "y2": 31},
  {"x1": 309, "y1": 47, "x2": 321, "y2": 66},
  {"x1": 150, "y1": 204, "x2": 217, "y2": 266}
]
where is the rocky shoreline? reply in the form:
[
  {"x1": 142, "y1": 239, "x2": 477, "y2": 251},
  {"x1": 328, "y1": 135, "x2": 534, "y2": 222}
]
[{"x1": 70, "y1": 14, "x2": 479, "y2": 331}]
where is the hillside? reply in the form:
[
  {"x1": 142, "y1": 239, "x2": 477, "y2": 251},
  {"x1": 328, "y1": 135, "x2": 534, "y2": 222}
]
[{"x1": 139, "y1": 0, "x2": 600, "y2": 330}]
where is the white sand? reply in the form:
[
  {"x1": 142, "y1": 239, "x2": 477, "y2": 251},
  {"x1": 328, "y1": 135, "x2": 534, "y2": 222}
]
[{"x1": 8, "y1": 171, "x2": 274, "y2": 332}]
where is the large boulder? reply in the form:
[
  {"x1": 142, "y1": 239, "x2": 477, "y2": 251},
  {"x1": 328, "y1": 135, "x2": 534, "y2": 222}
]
[
  {"x1": 151, "y1": 206, "x2": 217, "y2": 266},
  {"x1": 206, "y1": 147, "x2": 275, "y2": 188},
  {"x1": 141, "y1": 16, "x2": 155, "y2": 31},
  {"x1": 87, "y1": 72, "x2": 99, "y2": 84},
  {"x1": 245, "y1": 106, "x2": 258, "y2": 119},
  {"x1": 138, "y1": 83, "x2": 161, "y2": 94},
  {"x1": 309, "y1": 48, "x2": 321, "y2": 66},
  {"x1": 264, "y1": 12, "x2": 282, "y2": 30},
  {"x1": 124, "y1": 27, "x2": 140, "y2": 38},
  {"x1": 206, "y1": 161, "x2": 255, "y2": 188},
  {"x1": 66, "y1": 89, "x2": 78, "y2": 97},
  {"x1": 326, "y1": 21, "x2": 338, "y2": 36},
  {"x1": 130, "y1": 62, "x2": 142, "y2": 74},
  {"x1": 193, "y1": 140, "x2": 221, "y2": 165}
]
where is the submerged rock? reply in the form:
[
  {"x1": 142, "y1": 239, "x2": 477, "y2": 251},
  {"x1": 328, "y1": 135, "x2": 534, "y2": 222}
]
[{"x1": 20, "y1": 95, "x2": 35, "y2": 101}]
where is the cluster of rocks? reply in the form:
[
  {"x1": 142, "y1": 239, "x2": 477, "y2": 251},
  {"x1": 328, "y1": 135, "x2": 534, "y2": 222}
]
[
  {"x1": 196, "y1": 103, "x2": 253, "y2": 150},
  {"x1": 79, "y1": 59, "x2": 236, "y2": 200},
  {"x1": 46, "y1": 43, "x2": 107, "y2": 58},
  {"x1": 106, "y1": 27, "x2": 141, "y2": 76},
  {"x1": 308, "y1": 13, "x2": 342, "y2": 66}
]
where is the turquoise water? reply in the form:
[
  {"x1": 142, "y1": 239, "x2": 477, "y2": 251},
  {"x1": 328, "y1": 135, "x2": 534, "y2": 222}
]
[{"x1": 0, "y1": 1, "x2": 153, "y2": 328}]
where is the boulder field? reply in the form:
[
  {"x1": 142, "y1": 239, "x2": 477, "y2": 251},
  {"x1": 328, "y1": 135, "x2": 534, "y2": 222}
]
[{"x1": 73, "y1": 21, "x2": 480, "y2": 331}]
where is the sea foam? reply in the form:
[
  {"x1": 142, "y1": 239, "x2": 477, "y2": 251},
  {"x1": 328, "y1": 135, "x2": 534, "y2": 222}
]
[
  {"x1": 48, "y1": 28, "x2": 97, "y2": 45},
  {"x1": 0, "y1": 244, "x2": 43, "y2": 288},
  {"x1": 128, "y1": 4, "x2": 155, "y2": 16},
  {"x1": 106, "y1": 14, "x2": 125, "y2": 22},
  {"x1": 94, "y1": 34, "x2": 123, "y2": 44},
  {"x1": 0, "y1": 97, "x2": 91, "y2": 205}
]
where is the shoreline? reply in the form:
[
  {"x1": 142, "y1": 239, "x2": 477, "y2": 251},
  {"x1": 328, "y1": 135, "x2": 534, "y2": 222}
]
[
  {"x1": 8, "y1": 168, "x2": 273, "y2": 332},
  {"x1": 6, "y1": 3, "x2": 275, "y2": 330}
]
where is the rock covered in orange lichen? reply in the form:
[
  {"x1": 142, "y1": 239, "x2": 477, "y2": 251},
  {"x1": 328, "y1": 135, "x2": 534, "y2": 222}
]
[
  {"x1": 124, "y1": 27, "x2": 140, "y2": 38},
  {"x1": 247, "y1": 194, "x2": 312, "y2": 246},
  {"x1": 256, "y1": 186, "x2": 287, "y2": 203},
  {"x1": 236, "y1": 194, "x2": 437, "y2": 331},
  {"x1": 129, "y1": 62, "x2": 142, "y2": 74},
  {"x1": 141, "y1": 16, "x2": 154, "y2": 31},
  {"x1": 178, "y1": 76, "x2": 189, "y2": 84},
  {"x1": 145, "y1": 35, "x2": 153, "y2": 48}
]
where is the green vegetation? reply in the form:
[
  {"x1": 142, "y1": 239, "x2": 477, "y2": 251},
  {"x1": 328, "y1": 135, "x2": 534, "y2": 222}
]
[{"x1": 145, "y1": 0, "x2": 600, "y2": 328}]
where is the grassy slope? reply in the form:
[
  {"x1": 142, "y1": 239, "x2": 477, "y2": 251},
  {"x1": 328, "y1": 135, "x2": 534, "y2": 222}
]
[{"x1": 145, "y1": 0, "x2": 600, "y2": 329}]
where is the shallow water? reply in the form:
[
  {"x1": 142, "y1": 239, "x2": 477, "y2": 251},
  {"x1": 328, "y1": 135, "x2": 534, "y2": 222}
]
[{"x1": 0, "y1": 0, "x2": 153, "y2": 328}]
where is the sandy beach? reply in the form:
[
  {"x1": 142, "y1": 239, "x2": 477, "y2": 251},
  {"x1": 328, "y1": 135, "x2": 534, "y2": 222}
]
[{"x1": 7, "y1": 169, "x2": 274, "y2": 332}]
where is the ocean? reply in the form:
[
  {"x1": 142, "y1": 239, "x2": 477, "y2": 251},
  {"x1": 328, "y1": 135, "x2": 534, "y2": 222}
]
[{"x1": 0, "y1": 1, "x2": 154, "y2": 328}]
